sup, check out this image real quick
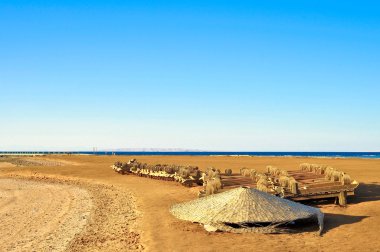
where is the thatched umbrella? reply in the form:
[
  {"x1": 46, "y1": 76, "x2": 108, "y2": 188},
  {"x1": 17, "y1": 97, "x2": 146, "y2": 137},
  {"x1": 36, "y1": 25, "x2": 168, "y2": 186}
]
[{"x1": 170, "y1": 187, "x2": 324, "y2": 234}]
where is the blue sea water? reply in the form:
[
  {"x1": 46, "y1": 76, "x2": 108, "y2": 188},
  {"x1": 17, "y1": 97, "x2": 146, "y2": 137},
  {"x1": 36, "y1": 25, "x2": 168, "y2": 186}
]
[
  {"x1": 1, "y1": 151, "x2": 379, "y2": 159},
  {"x1": 92, "y1": 151, "x2": 380, "y2": 158}
]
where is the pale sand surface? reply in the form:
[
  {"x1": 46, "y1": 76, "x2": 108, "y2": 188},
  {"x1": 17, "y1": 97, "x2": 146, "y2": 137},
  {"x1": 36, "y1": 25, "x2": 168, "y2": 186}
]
[
  {"x1": 0, "y1": 175, "x2": 142, "y2": 251},
  {"x1": 0, "y1": 162, "x2": 16, "y2": 168},
  {"x1": 0, "y1": 178, "x2": 91, "y2": 251},
  {"x1": 1, "y1": 155, "x2": 380, "y2": 251}
]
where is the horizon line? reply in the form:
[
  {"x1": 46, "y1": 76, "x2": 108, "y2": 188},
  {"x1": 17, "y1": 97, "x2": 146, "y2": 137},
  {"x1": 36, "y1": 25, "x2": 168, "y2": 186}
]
[{"x1": 1, "y1": 150, "x2": 379, "y2": 153}]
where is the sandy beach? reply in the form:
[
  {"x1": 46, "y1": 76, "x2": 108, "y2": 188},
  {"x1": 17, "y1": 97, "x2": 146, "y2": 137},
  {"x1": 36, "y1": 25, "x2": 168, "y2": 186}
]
[
  {"x1": 0, "y1": 155, "x2": 379, "y2": 251},
  {"x1": 0, "y1": 178, "x2": 91, "y2": 251}
]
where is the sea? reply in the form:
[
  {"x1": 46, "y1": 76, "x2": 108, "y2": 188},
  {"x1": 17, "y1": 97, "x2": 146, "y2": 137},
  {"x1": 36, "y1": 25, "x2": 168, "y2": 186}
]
[{"x1": 1, "y1": 151, "x2": 379, "y2": 159}]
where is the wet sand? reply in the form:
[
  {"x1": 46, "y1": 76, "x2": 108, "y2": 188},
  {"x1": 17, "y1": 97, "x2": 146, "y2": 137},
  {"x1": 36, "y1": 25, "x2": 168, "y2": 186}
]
[{"x1": 1, "y1": 155, "x2": 380, "y2": 251}]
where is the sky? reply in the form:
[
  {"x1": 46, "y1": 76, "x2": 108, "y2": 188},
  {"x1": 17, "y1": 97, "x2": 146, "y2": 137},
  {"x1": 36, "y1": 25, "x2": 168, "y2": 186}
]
[{"x1": 0, "y1": 1, "x2": 379, "y2": 151}]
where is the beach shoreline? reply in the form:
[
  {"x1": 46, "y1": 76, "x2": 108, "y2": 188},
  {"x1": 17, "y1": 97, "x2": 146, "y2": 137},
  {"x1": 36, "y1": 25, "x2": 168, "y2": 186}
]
[{"x1": 1, "y1": 152, "x2": 380, "y2": 159}]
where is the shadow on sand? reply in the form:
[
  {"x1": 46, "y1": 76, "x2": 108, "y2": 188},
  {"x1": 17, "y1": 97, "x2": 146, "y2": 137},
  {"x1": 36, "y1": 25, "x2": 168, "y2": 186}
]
[
  {"x1": 320, "y1": 183, "x2": 378, "y2": 233},
  {"x1": 322, "y1": 213, "x2": 368, "y2": 234},
  {"x1": 349, "y1": 182, "x2": 380, "y2": 204},
  {"x1": 290, "y1": 183, "x2": 378, "y2": 234},
  {"x1": 285, "y1": 213, "x2": 368, "y2": 235},
  {"x1": 301, "y1": 182, "x2": 380, "y2": 206}
]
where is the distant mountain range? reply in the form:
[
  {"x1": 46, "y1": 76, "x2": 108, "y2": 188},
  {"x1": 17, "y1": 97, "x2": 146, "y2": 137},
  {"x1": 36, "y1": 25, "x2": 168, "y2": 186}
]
[{"x1": 100, "y1": 148, "x2": 205, "y2": 152}]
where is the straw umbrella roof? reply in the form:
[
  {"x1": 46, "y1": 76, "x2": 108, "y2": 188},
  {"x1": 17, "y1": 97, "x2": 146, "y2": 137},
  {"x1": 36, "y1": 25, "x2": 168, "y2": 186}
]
[{"x1": 170, "y1": 187, "x2": 324, "y2": 234}]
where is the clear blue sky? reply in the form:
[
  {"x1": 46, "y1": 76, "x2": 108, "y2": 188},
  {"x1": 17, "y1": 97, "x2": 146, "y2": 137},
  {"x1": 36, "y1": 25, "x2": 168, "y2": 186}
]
[{"x1": 1, "y1": 1, "x2": 379, "y2": 151}]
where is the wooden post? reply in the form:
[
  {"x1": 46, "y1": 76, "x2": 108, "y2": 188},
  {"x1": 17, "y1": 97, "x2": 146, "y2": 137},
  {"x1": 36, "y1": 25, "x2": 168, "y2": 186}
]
[
  {"x1": 290, "y1": 182, "x2": 299, "y2": 194},
  {"x1": 339, "y1": 191, "x2": 347, "y2": 206}
]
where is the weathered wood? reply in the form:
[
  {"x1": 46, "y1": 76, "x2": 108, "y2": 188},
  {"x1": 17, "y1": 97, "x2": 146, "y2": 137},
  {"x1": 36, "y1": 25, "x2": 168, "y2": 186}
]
[
  {"x1": 289, "y1": 170, "x2": 357, "y2": 203},
  {"x1": 299, "y1": 184, "x2": 356, "y2": 194},
  {"x1": 204, "y1": 169, "x2": 358, "y2": 204},
  {"x1": 339, "y1": 191, "x2": 347, "y2": 206}
]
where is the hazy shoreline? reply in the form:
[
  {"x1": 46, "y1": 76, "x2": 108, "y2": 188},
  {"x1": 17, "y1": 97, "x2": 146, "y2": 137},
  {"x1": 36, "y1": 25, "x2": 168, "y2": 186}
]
[{"x1": 1, "y1": 152, "x2": 380, "y2": 159}]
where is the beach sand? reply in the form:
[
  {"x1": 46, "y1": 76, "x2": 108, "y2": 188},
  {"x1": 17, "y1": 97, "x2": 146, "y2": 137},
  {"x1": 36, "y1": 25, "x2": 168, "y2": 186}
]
[
  {"x1": 0, "y1": 178, "x2": 91, "y2": 251},
  {"x1": 1, "y1": 155, "x2": 379, "y2": 251}
]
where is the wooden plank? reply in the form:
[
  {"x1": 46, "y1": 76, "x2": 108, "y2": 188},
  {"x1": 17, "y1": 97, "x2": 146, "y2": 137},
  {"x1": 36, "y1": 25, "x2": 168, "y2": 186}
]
[{"x1": 286, "y1": 191, "x2": 355, "y2": 201}]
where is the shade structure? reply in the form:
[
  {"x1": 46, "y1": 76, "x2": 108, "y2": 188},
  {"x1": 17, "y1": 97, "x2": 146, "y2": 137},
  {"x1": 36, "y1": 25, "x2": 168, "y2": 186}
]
[{"x1": 170, "y1": 187, "x2": 324, "y2": 234}]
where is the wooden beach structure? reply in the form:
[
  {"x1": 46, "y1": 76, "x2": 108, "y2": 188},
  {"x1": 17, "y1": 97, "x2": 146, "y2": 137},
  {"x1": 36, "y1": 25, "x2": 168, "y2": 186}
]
[
  {"x1": 283, "y1": 170, "x2": 358, "y2": 205},
  {"x1": 111, "y1": 159, "x2": 359, "y2": 206},
  {"x1": 220, "y1": 165, "x2": 359, "y2": 206}
]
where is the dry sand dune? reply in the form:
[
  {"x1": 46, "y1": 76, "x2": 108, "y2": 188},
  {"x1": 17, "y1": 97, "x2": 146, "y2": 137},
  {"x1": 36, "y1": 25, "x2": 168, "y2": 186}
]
[{"x1": 1, "y1": 155, "x2": 380, "y2": 251}]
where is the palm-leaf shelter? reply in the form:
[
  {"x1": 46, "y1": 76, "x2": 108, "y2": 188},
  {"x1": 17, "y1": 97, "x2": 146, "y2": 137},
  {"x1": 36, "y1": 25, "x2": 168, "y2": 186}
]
[{"x1": 170, "y1": 187, "x2": 324, "y2": 234}]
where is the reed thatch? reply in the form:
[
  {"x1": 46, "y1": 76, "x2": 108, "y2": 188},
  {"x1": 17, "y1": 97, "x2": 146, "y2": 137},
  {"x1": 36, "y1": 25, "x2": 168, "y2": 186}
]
[
  {"x1": 330, "y1": 171, "x2": 341, "y2": 182},
  {"x1": 288, "y1": 178, "x2": 299, "y2": 194},
  {"x1": 279, "y1": 176, "x2": 290, "y2": 187},
  {"x1": 205, "y1": 178, "x2": 222, "y2": 195},
  {"x1": 242, "y1": 169, "x2": 251, "y2": 177},
  {"x1": 170, "y1": 187, "x2": 324, "y2": 234},
  {"x1": 240, "y1": 167, "x2": 249, "y2": 175},
  {"x1": 340, "y1": 173, "x2": 351, "y2": 185},
  {"x1": 224, "y1": 169, "x2": 232, "y2": 176},
  {"x1": 325, "y1": 166, "x2": 335, "y2": 180}
]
